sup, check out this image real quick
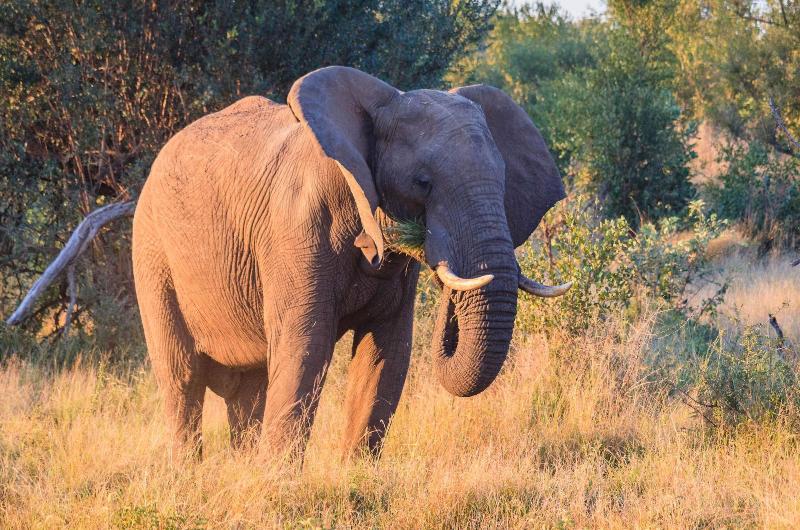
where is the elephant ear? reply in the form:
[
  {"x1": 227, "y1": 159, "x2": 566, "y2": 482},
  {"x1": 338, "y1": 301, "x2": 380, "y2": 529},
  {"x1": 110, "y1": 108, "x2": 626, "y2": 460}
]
[
  {"x1": 450, "y1": 85, "x2": 566, "y2": 248},
  {"x1": 289, "y1": 66, "x2": 400, "y2": 267}
]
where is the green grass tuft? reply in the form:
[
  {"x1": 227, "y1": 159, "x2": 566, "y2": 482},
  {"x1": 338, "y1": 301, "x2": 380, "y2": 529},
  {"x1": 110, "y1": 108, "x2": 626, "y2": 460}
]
[{"x1": 383, "y1": 217, "x2": 427, "y2": 262}]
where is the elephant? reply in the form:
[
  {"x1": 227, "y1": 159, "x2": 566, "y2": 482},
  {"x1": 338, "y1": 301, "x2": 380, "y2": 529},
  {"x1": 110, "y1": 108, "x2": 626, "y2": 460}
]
[{"x1": 132, "y1": 66, "x2": 570, "y2": 459}]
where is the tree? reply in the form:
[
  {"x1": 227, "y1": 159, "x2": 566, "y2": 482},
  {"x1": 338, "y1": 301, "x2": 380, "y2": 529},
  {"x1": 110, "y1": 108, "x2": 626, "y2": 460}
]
[
  {"x1": 567, "y1": 31, "x2": 695, "y2": 226},
  {"x1": 668, "y1": 0, "x2": 800, "y2": 151},
  {"x1": 452, "y1": 4, "x2": 695, "y2": 227},
  {"x1": 0, "y1": 0, "x2": 499, "y2": 341}
]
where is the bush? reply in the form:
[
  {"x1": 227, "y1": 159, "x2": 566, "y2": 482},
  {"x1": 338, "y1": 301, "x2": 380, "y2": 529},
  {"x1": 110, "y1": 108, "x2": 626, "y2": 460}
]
[
  {"x1": 515, "y1": 193, "x2": 799, "y2": 431},
  {"x1": 705, "y1": 142, "x2": 800, "y2": 251},
  {"x1": 516, "y1": 195, "x2": 725, "y2": 335},
  {"x1": 564, "y1": 35, "x2": 695, "y2": 227},
  {"x1": 678, "y1": 325, "x2": 800, "y2": 429}
]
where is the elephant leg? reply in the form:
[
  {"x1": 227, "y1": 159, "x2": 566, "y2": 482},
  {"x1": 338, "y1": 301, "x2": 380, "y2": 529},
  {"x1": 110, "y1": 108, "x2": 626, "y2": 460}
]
[
  {"x1": 157, "y1": 353, "x2": 206, "y2": 459},
  {"x1": 342, "y1": 278, "x2": 416, "y2": 458},
  {"x1": 261, "y1": 314, "x2": 336, "y2": 459},
  {"x1": 134, "y1": 240, "x2": 206, "y2": 458},
  {"x1": 225, "y1": 367, "x2": 267, "y2": 450}
]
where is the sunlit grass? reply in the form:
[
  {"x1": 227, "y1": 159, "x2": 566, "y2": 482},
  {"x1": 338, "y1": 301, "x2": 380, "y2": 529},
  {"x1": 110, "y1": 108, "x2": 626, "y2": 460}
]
[
  {"x1": 693, "y1": 236, "x2": 800, "y2": 343},
  {"x1": 1, "y1": 250, "x2": 800, "y2": 528}
]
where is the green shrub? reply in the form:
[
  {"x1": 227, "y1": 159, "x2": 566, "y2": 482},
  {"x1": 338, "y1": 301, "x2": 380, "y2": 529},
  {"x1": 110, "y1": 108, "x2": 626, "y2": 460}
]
[
  {"x1": 516, "y1": 195, "x2": 725, "y2": 335},
  {"x1": 565, "y1": 35, "x2": 696, "y2": 228},
  {"x1": 705, "y1": 142, "x2": 800, "y2": 251},
  {"x1": 679, "y1": 325, "x2": 800, "y2": 429},
  {"x1": 513, "y1": 193, "x2": 797, "y2": 431}
]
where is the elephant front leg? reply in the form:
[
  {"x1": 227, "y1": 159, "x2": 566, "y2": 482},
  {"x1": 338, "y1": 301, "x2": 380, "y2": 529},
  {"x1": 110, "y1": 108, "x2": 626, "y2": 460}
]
[
  {"x1": 342, "y1": 302, "x2": 414, "y2": 458},
  {"x1": 261, "y1": 319, "x2": 336, "y2": 459}
]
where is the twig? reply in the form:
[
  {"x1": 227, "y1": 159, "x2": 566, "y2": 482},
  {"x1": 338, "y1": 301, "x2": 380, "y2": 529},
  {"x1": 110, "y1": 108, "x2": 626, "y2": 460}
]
[
  {"x1": 769, "y1": 97, "x2": 800, "y2": 155},
  {"x1": 672, "y1": 385, "x2": 719, "y2": 428},
  {"x1": 734, "y1": 10, "x2": 782, "y2": 26},
  {"x1": 5, "y1": 201, "x2": 136, "y2": 326},
  {"x1": 769, "y1": 313, "x2": 785, "y2": 343},
  {"x1": 769, "y1": 313, "x2": 797, "y2": 363}
]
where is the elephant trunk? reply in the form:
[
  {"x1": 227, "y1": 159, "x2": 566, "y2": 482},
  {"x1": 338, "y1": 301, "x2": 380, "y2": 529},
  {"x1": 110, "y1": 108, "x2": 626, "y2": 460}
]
[{"x1": 430, "y1": 247, "x2": 518, "y2": 397}]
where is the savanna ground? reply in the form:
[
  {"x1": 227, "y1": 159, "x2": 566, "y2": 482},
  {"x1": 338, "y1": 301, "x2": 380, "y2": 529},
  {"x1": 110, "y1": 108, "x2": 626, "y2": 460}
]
[{"x1": 2, "y1": 233, "x2": 799, "y2": 529}]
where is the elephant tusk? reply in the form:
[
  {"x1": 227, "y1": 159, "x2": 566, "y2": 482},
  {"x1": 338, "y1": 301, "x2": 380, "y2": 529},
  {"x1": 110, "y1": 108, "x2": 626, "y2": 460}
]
[
  {"x1": 518, "y1": 274, "x2": 573, "y2": 298},
  {"x1": 435, "y1": 262, "x2": 494, "y2": 291}
]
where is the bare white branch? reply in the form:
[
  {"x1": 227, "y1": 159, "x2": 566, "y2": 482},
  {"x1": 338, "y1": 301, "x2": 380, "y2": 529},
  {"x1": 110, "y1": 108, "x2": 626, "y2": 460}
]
[{"x1": 5, "y1": 201, "x2": 136, "y2": 326}]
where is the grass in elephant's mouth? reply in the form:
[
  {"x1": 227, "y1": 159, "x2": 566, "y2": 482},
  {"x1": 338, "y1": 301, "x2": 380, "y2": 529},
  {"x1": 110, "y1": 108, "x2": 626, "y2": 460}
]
[{"x1": 383, "y1": 217, "x2": 427, "y2": 262}]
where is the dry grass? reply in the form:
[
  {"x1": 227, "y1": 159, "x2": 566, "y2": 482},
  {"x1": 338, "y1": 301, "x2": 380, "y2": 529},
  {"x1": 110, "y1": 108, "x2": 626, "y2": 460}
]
[
  {"x1": 719, "y1": 252, "x2": 800, "y2": 343},
  {"x1": 2, "y1": 251, "x2": 800, "y2": 528},
  {"x1": 695, "y1": 233, "x2": 800, "y2": 342}
]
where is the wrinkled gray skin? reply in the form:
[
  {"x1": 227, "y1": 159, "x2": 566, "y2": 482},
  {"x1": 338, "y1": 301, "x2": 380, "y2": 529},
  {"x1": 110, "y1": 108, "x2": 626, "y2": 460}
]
[{"x1": 132, "y1": 66, "x2": 565, "y2": 458}]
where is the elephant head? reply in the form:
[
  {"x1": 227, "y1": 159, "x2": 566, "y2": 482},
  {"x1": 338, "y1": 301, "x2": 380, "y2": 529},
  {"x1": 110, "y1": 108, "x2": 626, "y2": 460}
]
[{"x1": 289, "y1": 66, "x2": 570, "y2": 397}]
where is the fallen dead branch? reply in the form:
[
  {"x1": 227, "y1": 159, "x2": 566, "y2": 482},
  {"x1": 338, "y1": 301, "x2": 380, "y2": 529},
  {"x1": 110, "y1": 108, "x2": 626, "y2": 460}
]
[{"x1": 5, "y1": 201, "x2": 136, "y2": 328}]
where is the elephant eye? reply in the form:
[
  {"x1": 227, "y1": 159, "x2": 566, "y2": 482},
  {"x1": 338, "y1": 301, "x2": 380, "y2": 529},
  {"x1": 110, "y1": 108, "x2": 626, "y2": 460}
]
[{"x1": 413, "y1": 175, "x2": 431, "y2": 194}]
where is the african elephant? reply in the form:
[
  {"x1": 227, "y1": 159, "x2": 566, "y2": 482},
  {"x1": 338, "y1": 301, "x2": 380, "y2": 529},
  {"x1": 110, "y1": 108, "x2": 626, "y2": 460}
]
[{"x1": 132, "y1": 66, "x2": 570, "y2": 458}]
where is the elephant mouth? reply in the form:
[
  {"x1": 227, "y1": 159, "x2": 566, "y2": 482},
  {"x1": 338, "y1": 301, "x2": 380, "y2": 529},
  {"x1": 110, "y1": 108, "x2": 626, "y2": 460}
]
[{"x1": 380, "y1": 212, "x2": 573, "y2": 297}]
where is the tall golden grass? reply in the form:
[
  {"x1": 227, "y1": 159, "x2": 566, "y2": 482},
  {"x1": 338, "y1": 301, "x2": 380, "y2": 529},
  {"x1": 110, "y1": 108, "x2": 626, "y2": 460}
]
[{"x1": 2, "y1": 248, "x2": 800, "y2": 528}]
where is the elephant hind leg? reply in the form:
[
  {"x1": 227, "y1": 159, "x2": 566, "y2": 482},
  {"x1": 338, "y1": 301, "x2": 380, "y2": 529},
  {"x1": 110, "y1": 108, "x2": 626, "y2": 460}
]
[
  {"x1": 223, "y1": 367, "x2": 267, "y2": 450},
  {"x1": 203, "y1": 359, "x2": 267, "y2": 450},
  {"x1": 134, "y1": 232, "x2": 206, "y2": 458}
]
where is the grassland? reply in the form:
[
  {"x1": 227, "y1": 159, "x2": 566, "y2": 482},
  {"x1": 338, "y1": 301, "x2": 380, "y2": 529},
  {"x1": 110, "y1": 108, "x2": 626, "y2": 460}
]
[{"x1": 2, "y1": 244, "x2": 800, "y2": 528}]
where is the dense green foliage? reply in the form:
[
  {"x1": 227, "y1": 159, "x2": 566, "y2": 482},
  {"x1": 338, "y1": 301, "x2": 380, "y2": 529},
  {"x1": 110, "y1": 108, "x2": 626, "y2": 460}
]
[
  {"x1": 451, "y1": 4, "x2": 695, "y2": 227},
  {"x1": 516, "y1": 195, "x2": 725, "y2": 335},
  {"x1": 0, "y1": 0, "x2": 499, "y2": 336},
  {"x1": 706, "y1": 143, "x2": 800, "y2": 249},
  {"x1": 668, "y1": 0, "x2": 800, "y2": 151}
]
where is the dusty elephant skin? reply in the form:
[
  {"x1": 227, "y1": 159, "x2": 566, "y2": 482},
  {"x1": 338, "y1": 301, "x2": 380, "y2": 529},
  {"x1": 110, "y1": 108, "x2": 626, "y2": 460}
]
[{"x1": 132, "y1": 66, "x2": 566, "y2": 459}]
